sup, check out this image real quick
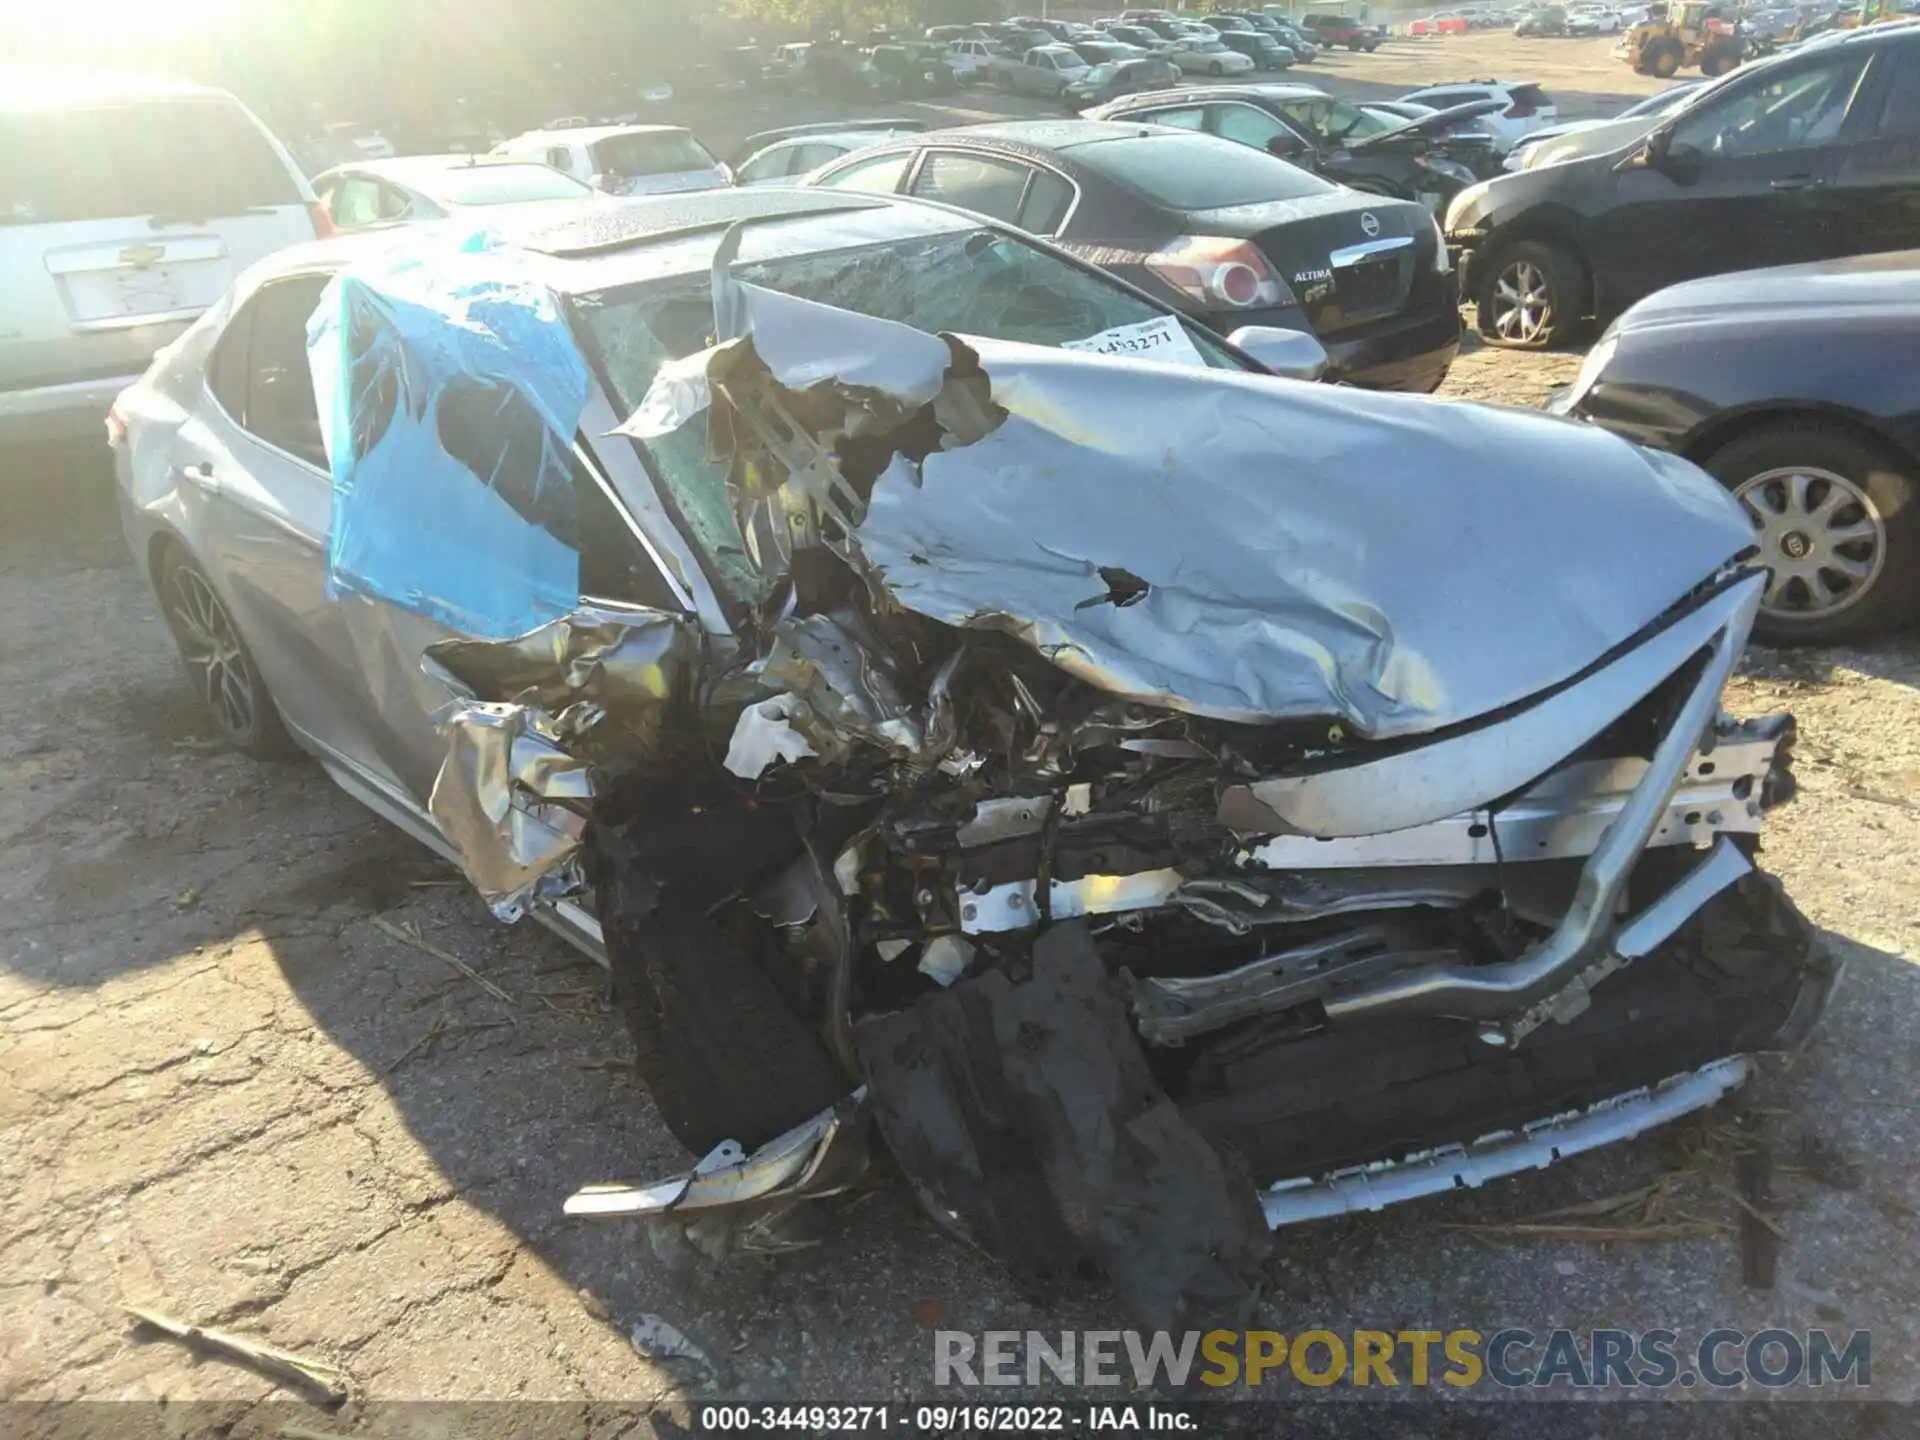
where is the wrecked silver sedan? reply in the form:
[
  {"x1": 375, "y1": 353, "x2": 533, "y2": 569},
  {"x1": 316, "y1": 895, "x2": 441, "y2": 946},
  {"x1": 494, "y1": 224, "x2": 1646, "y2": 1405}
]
[{"x1": 115, "y1": 190, "x2": 1835, "y2": 1329}]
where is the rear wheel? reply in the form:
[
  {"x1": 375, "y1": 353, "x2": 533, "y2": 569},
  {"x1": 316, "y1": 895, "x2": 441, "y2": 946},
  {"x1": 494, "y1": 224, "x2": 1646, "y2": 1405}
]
[
  {"x1": 1475, "y1": 238, "x2": 1587, "y2": 348},
  {"x1": 1703, "y1": 420, "x2": 1920, "y2": 644},
  {"x1": 1645, "y1": 38, "x2": 1684, "y2": 76},
  {"x1": 154, "y1": 542, "x2": 297, "y2": 760}
]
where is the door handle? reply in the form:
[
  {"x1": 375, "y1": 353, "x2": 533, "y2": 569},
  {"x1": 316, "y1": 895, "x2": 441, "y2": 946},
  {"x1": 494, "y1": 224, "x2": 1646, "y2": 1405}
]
[
  {"x1": 180, "y1": 462, "x2": 222, "y2": 494},
  {"x1": 1770, "y1": 175, "x2": 1824, "y2": 191}
]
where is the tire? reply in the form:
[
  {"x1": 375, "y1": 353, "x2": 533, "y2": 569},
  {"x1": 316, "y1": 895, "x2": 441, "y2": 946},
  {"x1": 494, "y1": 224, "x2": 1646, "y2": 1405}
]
[
  {"x1": 1347, "y1": 37, "x2": 1363, "y2": 49},
  {"x1": 604, "y1": 892, "x2": 847, "y2": 1156},
  {"x1": 1474, "y1": 237, "x2": 1587, "y2": 349},
  {"x1": 153, "y1": 541, "x2": 298, "y2": 760},
  {"x1": 1701, "y1": 41, "x2": 1740, "y2": 75},
  {"x1": 1646, "y1": 38, "x2": 1684, "y2": 76},
  {"x1": 1702, "y1": 420, "x2": 1920, "y2": 644},
  {"x1": 1208, "y1": 61, "x2": 1224, "y2": 75}
]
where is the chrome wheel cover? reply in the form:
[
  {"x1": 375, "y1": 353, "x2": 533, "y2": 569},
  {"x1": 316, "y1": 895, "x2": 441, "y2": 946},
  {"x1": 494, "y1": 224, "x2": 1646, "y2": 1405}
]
[{"x1": 1733, "y1": 465, "x2": 1886, "y2": 621}]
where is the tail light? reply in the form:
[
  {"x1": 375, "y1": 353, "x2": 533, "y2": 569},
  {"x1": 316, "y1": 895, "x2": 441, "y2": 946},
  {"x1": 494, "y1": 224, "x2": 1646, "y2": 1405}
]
[
  {"x1": 1147, "y1": 235, "x2": 1293, "y2": 309},
  {"x1": 105, "y1": 403, "x2": 127, "y2": 449},
  {"x1": 307, "y1": 202, "x2": 338, "y2": 239}
]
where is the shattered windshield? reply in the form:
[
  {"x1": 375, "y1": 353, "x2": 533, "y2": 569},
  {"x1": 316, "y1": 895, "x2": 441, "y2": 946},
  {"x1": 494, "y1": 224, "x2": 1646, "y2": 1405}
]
[{"x1": 574, "y1": 224, "x2": 1243, "y2": 605}]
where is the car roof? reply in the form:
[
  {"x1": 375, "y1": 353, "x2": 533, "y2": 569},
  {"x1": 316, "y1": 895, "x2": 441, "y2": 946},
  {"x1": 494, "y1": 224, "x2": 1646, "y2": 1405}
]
[
  {"x1": 0, "y1": 69, "x2": 239, "y2": 113},
  {"x1": 324, "y1": 154, "x2": 562, "y2": 183},
  {"x1": 505, "y1": 123, "x2": 691, "y2": 146},
  {"x1": 931, "y1": 119, "x2": 1172, "y2": 150},
  {"x1": 234, "y1": 191, "x2": 976, "y2": 301},
  {"x1": 1108, "y1": 81, "x2": 1332, "y2": 103}
]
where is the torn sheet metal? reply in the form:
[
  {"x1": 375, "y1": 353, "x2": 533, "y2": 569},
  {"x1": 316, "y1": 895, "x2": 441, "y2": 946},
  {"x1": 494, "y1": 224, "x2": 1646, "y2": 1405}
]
[
  {"x1": 851, "y1": 338, "x2": 1756, "y2": 739},
  {"x1": 422, "y1": 605, "x2": 697, "y2": 711},
  {"x1": 427, "y1": 700, "x2": 595, "y2": 919},
  {"x1": 724, "y1": 693, "x2": 818, "y2": 778},
  {"x1": 615, "y1": 259, "x2": 951, "y2": 442},
  {"x1": 752, "y1": 610, "x2": 954, "y2": 767},
  {"x1": 309, "y1": 230, "x2": 589, "y2": 640}
]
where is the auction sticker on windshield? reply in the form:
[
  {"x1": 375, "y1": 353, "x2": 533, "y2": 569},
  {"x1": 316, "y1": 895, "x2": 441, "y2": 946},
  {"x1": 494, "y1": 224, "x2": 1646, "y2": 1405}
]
[{"x1": 1063, "y1": 315, "x2": 1207, "y2": 368}]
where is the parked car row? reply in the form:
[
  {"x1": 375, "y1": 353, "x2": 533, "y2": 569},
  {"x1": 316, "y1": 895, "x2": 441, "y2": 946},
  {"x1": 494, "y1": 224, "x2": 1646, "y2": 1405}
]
[{"x1": 1453, "y1": 20, "x2": 1920, "y2": 638}]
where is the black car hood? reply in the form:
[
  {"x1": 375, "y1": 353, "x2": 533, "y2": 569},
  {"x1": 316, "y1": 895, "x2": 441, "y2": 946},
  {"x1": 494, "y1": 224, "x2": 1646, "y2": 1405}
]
[
  {"x1": 1613, "y1": 250, "x2": 1920, "y2": 334},
  {"x1": 1350, "y1": 98, "x2": 1508, "y2": 149}
]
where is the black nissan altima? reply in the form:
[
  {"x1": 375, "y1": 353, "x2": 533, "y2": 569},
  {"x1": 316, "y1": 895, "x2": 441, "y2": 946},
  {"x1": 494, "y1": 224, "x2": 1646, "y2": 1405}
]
[{"x1": 804, "y1": 119, "x2": 1461, "y2": 392}]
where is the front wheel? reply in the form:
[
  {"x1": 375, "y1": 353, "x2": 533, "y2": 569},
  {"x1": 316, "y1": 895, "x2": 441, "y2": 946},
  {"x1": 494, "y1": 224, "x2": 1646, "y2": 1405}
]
[
  {"x1": 604, "y1": 892, "x2": 848, "y2": 1155},
  {"x1": 1208, "y1": 61, "x2": 1224, "y2": 75},
  {"x1": 154, "y1": 542, "x2": 297, "y2": 760},
  {"x1": 1474, "y1": 238, "x2": 1586, "y2": 348},
  {"x1": 1704, "y1": 420, "x2": 1920, "y2": 644}
]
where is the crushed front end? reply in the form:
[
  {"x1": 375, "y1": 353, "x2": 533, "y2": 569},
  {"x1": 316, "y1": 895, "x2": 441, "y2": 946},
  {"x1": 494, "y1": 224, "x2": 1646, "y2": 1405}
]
[{"x1": 351, "y1": 233, "x2": 1833, "y2": 1329}]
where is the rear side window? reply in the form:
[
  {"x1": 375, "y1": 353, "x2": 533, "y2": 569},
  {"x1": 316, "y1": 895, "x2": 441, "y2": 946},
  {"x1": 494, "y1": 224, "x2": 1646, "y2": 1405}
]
[
  {"x1": 209, "y1": 274, "x2": 329, "y2": 468},
  {"x1": 815, "y1": 150, "x2": 912, "y2": 193},
  {"x1": 590, "y1": 130, "x2": 717, "y2": 177},
  {"x1": 1019, "y1": 171, "x2": 1074, "y2": 232},
  {"x1": 1, "y1": 97, "x2": 299, "y2": 227},
  {"x1": 1079, "y1": 132, "x2": 1335, "y2": 208},
  {"x1": 787, "y1": 143, "x2": 845, "y2": 173},
  {"x1": 911, "y1": 152, "x2": 1033, "y2": 225},
  {"x1": 1508, "y1": 84, "x2": 1551, "y2": 110}
]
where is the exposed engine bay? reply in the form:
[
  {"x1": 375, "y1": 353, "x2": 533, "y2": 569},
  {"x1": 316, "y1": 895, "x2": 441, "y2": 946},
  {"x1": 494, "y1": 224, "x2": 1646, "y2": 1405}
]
[{"x1": 359, "y1": 228, "x2": 1839, "y2": 1328}]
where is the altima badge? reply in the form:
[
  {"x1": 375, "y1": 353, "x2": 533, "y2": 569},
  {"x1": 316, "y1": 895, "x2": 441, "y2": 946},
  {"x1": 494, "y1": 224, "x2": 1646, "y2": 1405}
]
[{"x1": 1360, "y1": 213, "x2": 1381, "y2": 238}]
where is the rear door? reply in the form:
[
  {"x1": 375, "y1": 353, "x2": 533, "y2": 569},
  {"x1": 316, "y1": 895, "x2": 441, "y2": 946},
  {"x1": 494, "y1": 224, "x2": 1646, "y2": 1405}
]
[
  {"x1": 0, "y1": 95, "x2": 315, "y2": 398},
  {"x1": 172, "y1": 272, "x2": 398, "y2": 778},
  {"x1": 1828, "y1": 36, "x2": 1920, "y2": 257}
]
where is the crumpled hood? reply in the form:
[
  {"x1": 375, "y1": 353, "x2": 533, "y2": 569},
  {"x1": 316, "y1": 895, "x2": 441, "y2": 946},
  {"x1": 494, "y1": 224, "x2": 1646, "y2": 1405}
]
[
  {"x1": 852, "y1": 340, "x2": 1752, "y2": 740},
  {"x1": 621, "y1": 278, "x2": 1752, "y2": 743}
]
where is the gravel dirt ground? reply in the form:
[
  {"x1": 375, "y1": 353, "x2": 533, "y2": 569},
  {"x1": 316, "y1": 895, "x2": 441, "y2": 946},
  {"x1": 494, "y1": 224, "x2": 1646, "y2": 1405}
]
[{"x1": 3, "y1": 31, "x2": 1918, "y2": 1434}]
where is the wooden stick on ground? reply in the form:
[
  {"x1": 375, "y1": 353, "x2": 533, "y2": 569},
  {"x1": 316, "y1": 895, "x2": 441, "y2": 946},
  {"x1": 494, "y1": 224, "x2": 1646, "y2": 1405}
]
[
  {"x1": 371, "y1": 914, "x2": 515, "y2": 1009},
  {"x1": 124, "y1": 1304, "x2": 351, "y2": 1404}
]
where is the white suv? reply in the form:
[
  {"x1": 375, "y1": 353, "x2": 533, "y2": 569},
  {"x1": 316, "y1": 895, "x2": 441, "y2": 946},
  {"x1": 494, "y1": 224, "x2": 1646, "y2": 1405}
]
[
  {"x1": 1397, "y1": 79, "x2": 1559, "y2": 150},
  {"x1": 2, "y1": 75, "x2": 323, "y2": 447}
]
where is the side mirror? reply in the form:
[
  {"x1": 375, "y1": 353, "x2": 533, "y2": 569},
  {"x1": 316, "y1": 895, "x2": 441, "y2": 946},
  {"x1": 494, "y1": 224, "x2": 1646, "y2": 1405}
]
[
  {"x1": 1659, "y1": 139, "x2": 1705, "y2": 182},
  {"x1": 1265, "y1": 132, "x2": 1308, "y2": 159},
  {"x1": 1226, "y1": 325, "x2": 1329, "y2": 382}
]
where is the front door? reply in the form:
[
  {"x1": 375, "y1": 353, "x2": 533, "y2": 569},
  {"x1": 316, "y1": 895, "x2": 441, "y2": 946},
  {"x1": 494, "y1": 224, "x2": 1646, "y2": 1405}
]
[{"x1": 1597, "y1": 46, "x2": 1873, "y2": 308}]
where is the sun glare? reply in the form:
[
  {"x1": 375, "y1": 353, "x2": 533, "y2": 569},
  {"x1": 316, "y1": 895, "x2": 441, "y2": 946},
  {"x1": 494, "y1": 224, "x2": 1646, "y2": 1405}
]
[{"x1": 2, "y1": 0, "x2": 244, "y2": 39}]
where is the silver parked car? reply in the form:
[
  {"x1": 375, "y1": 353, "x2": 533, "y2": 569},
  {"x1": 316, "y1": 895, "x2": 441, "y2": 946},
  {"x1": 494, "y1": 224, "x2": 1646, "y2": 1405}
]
[
  {"x1": 113, "y1": 188, "x2": 1831, "y2": 1328},
  {"x1": 312, "y1": 154, "x2": 604, "y2": 228}
]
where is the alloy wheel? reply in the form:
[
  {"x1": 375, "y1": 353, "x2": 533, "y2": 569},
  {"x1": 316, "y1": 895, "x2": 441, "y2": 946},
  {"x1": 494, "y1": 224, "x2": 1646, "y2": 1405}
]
[
  {"x1": 1491, "y1": 259, "x2": 1553, "y2": 343},
  {"x1": 163, "y1": 565, "x2": 258, "y2": 739},
  {"x1": 1733, "y1": 465, "x2": 1886, "y2": 621}
]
